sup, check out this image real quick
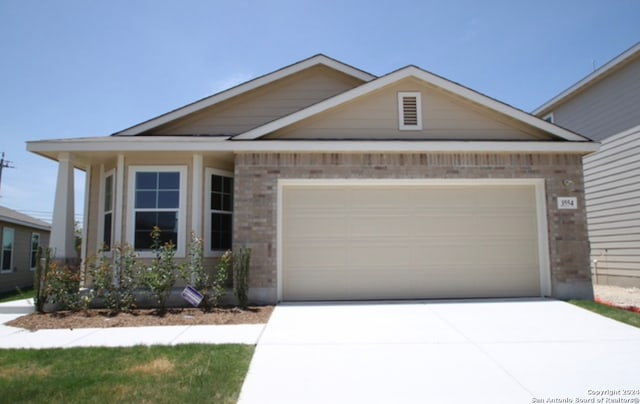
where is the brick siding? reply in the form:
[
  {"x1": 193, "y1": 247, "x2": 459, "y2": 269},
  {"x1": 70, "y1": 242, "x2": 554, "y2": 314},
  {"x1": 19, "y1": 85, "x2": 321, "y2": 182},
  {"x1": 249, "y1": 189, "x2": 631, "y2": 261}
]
[{"x1": 234, "y1": 152, "x2": 591, "y2": 299}]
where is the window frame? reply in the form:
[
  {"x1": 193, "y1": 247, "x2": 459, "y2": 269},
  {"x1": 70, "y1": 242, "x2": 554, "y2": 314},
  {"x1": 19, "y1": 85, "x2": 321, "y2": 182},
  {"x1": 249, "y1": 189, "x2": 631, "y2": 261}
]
[
  {"x1": 398, "y1": 91, "x2": 423, "y2": 130},
  {"x1": 126, "y1": 165, "x2": 187, "y2": 258},
  {"x1": 1, "y1": 227, "x2": 15, "y2": 274},
  {"x1": 542, "y1": 112, "x2": 555, "y2": 123},
  {"x1": 205, "y1": 168, "x2": 234, "y2": 257},
  {"x1": 30, "y1": 232, "x2": 40, "y2": 271}
]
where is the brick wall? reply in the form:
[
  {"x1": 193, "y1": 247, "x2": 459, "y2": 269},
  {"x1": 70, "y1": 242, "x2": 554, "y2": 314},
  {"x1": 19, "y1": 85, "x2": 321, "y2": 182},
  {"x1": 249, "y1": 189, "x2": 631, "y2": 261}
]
[{"x1": 234, "y1": 152, "x2": 592, "y2": 302}]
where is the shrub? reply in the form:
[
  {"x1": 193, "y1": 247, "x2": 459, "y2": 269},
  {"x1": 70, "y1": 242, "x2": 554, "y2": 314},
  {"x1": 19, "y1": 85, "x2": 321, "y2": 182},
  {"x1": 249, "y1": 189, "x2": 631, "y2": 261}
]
[
  {"x1": 179, "y1": 233, "x2": 230, "y2": 310},
  {"x1": 87, "y1": 244, "x2": 138, "y2": 314},
  {"x1": 140, "y1": 227, "x2": 177, "y2": 313},
  {"x1": 233, "y1": 247, "x2": 251, "y2": 309},
  {"x1": 45, "y1": 261, "x2": 82, "y2": 311}
]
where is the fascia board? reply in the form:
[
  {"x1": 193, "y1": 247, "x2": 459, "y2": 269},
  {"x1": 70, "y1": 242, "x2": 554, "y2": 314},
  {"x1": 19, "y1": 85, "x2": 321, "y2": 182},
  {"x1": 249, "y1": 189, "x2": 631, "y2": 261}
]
[
  {"x1": 236, "y1": 66, "x2": 589, "y2": 142},
  {"x1": 27, "y1": 137, "x2": 599, "y2": 154},
  {"x1": 114, "y1": 55, "x2": 376, "y2": 136}
]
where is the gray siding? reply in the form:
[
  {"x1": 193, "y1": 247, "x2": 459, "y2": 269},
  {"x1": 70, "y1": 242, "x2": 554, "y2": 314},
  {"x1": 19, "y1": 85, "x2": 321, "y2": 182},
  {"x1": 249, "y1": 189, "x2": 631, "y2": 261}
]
[
  {"x1": 552, "y1": 56, "x2": 640, "y2": 141},
  {"x1": 0, "y1": 222, "x2": 50, "y2": 294},
  {"x1": 584, "y1": 125, "x2": 640, "y2": 287}
]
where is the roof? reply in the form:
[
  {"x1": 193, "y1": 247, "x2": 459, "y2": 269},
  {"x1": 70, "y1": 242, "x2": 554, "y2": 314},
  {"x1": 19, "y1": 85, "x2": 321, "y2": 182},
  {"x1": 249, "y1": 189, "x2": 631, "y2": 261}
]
[
  {"x1": 27, "y1": 54, "x2": 599, "y2": 162},
  {"x1": 234, "y1": 64, "x2": 589, "y2": 142},
  {"x1": 113, "y1": 54, "x2": 377, "y2": 136},
  {"x1": 0, "y1": 205, "x2": 51, "y2": 231},
  {"x1": 533, "y1": 42, "x2": 640, "y2": 115}
]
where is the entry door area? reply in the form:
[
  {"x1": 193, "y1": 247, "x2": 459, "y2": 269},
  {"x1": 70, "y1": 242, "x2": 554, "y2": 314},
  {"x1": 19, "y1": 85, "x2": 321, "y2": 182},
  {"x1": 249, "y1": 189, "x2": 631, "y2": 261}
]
[{"x1": 279, "y1": 180, "x2": 548, "y2": 301}]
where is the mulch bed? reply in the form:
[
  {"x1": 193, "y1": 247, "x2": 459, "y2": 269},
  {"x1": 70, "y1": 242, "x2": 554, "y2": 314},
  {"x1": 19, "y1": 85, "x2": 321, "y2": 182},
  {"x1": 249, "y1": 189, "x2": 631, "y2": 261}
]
[{"x1": 7, "y1": 306, "x2": 274, "y2": 331}]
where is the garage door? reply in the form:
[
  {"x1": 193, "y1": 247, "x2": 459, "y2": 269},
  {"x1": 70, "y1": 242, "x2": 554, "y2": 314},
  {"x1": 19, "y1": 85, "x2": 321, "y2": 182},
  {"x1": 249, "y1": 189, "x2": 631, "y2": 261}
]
[{"x1": 281, "y1": 181, "x2": 545, "y2": 301}]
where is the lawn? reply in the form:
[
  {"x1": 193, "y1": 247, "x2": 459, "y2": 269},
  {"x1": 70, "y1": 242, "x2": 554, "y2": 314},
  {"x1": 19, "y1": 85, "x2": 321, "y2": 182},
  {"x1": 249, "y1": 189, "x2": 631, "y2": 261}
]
[
  {"x1": 0, "y1": 344, "x2": 254, "y2": 404},
  {"x1": 570, "y1": 300, "x2": 640, "y2": 328},
  {"x1": 0, "y1": 288, "x2": 35, "y2": 303}
]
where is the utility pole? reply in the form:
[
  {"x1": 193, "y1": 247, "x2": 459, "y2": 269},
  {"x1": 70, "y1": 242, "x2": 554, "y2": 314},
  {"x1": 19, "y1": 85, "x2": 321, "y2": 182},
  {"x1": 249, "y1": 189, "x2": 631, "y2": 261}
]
[{"x1": 0, "y1": 152, "x2": 15, "y2": 196}]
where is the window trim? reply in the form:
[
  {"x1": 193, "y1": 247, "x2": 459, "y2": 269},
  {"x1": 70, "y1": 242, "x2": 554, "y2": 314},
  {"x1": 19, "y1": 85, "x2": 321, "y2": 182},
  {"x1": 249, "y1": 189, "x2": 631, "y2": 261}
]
[
  {"x1": 398, "y1": 91, "x2": 423, "y2": 130},
  {"x1": 30, "y1": 232, "x2": 40, "y2": 271},
  {"x1": 542, "y1": 112, "x2": 554, "y2": 123},
  {"x1": 205, "y1": 168, "x2": 234, "y2": 257},
  {"x1": 1, "y1": 227, "x2": 15, "y2": 274},
  {"x1": 98, "y1": 168, "x2": 116, "y2": 252},
  {"x1": 126, "y1": 165, "x2": 188, "y2": 258}
]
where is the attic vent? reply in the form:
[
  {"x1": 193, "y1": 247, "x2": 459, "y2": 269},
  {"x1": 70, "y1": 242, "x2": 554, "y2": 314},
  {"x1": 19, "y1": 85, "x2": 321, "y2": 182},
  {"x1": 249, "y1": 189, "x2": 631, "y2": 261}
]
[{"x1": 398, "y1": 92, "x2": 422, "y2": 130}]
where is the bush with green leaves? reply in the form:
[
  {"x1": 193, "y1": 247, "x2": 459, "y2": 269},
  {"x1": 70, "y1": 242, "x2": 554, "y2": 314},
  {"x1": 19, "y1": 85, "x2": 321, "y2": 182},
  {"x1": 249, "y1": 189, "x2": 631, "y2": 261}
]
[
  {"x1": 179, "y1": 232, "x2": 230, "y2": 310},
  {"x1": 233, "y1": 247, "x2": 251, "y2": 309},
  {"x1": 87, "y1": 244, "x2": 138, "y2": 314},
  {"x1": 140, "y1": 227, "x2": 177, "y2": 313},
  {"x1": 45, "y1": 261, "x2": 82, "y2": 311}
]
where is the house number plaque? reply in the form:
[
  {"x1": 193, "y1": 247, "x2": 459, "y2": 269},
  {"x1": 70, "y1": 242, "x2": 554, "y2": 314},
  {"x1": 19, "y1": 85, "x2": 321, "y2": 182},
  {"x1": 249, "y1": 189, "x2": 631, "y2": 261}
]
[{"x1": 557, "y1": 197, "x2": 577, "y2": 210}]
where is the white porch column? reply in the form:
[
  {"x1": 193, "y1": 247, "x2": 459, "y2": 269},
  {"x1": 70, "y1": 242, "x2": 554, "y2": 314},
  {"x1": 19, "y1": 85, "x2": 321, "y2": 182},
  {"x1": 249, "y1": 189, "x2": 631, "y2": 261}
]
[
  {"x1": 50, "y1": 152, "x2": 77, "y2": 261},
  {"x1": 192, "y1": 154, "x2": 204, "y2": 238}
]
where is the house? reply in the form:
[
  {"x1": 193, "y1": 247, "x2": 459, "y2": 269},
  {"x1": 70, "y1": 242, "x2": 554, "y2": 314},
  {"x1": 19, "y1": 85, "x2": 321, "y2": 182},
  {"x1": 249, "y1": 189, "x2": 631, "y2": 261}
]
[
  {"x1": 534, "y1": 42, "x2": 640, "y2": 288},
  {"x1": 0, "y1": 205, "x2": 50, "y2": 294},
  {"x1": 27, "y1": 54, "x2": 598, "y2": 303}
]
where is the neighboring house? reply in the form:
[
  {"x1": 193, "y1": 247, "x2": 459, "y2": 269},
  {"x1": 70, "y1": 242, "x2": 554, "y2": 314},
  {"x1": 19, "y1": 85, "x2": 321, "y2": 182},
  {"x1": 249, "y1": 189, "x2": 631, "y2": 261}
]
[
  {"x1": 27, "y1": 54, "x2": 598, "y2": 303},
  {"x1": 534, "y1": 42, "x2": 640, "y2": 288},
  {"x1": 0, "y1": 205, "x2": 50, "y2": 294}
]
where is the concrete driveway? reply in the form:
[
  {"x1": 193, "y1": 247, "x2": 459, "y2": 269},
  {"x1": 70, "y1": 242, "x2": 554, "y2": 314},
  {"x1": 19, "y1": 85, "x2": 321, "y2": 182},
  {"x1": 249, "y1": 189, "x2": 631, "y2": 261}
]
[{"x1": 238, "y1": 299, "x2": 640, "y2": 404}]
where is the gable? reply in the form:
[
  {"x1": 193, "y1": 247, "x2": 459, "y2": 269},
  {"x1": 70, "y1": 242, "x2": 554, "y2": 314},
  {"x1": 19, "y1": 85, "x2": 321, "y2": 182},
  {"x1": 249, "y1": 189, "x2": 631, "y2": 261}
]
[
  {"x1": 264, "y1": 77, "x2": 556, "y2": 141},
  {"x1": 141, "y1": 65, "x2": 367, "y2": 136}
]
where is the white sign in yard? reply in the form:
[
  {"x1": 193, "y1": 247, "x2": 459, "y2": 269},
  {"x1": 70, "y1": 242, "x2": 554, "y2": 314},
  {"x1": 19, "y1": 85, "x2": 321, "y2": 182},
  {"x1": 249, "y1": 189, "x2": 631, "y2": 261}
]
[
  {"x1": 181, "y1": 285, "x2": 204, "y2": 307},
  {"x1": 557, "y1": 197, "x2": 577, "y2": 210}
]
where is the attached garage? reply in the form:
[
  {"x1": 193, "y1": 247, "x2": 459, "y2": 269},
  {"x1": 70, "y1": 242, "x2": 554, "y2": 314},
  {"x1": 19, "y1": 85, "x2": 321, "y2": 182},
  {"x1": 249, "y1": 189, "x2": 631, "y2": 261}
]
[{"x1": 279, "y1": 179, "x2": 550, "y2": 301}]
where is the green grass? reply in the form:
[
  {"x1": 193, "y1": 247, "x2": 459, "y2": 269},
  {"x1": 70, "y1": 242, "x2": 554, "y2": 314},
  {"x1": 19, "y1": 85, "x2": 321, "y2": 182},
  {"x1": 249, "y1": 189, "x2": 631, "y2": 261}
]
[
  {"x1": 570, "y1": 300, "x2": 640, "y2": 328},
  {"x1": 0, "y1": 288, "x2": 35, "y2": 303},
  {"x1": 0, "y1": 344, "x2": 254, "y2": 404}
]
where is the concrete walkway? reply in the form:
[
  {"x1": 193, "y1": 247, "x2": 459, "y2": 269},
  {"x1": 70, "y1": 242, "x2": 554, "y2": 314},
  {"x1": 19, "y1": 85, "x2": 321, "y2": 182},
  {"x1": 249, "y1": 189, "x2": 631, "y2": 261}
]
[
  {"x1": 0, "y1": 299, "x2": 264, "y2": 348},
  {"x1": 238, "y1": 299, "x2": 640, "y2": 404}
]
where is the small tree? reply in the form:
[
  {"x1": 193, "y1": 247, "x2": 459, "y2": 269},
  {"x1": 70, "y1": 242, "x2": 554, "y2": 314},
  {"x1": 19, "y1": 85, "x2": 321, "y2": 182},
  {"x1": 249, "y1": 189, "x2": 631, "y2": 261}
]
[
  {"x1": 179, "y1": 232, "x2": 230, "y2": 311},
  {"x1": 87, "y1": 244, "x2": 138, "y2": 314},
  {"x1": 140, "y1": 227, "x2": 176, "y2": 314},
  {"x1": 33, "y1": 246, "x2": 50, "y2": 313}
]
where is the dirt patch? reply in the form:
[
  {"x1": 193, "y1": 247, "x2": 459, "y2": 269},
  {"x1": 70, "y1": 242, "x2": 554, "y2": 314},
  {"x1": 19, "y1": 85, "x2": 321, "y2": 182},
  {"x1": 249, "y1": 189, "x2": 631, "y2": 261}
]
[
  {"x1": 6, "y1": 306, "x2": 273, "y2": 331},
  {"x1": 0, "y1": 365, "x2": 50, "y2": 380},
  {"x1": 128, "y1": 357, "x2": 174, "y2": 375}
]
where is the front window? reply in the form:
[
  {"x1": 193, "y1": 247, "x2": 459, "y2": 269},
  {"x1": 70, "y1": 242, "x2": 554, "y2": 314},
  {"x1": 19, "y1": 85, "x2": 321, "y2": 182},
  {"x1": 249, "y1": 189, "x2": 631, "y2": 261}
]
[
  {"x1": 102, "y1": 173, "x2": 114, "y2": 249},
  {"x1": 30, "y1": 233, "x2": 40, "y2": 271},
  {"x1": 128, "y1": 166, "x2": 186, "y2": 256},
  {"x1": 207, "y1": 170, "x2": 233, "y2": 253},
  {"x1": 1, "y1": 227, "x2": 14, "y2": 273}
]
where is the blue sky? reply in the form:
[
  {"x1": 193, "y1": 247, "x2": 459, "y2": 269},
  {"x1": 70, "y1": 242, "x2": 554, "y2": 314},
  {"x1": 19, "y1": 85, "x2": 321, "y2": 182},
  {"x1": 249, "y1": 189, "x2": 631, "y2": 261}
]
[{"x1": 1, "y1": 0, "x2": 639, "y2": 223}]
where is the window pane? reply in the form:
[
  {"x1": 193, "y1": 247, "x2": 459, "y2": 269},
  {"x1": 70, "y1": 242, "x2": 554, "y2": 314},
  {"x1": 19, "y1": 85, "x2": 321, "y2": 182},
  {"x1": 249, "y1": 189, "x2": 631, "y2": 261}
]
[
  {"x1": 30, "y1": 234, "x2": 39, "y2": 269},
  {"x1": 223, "y1": 177, "x2": 233, "y2": 193},
  {"x1": 136, "y1": 172, "x2": 157, "y2": 190},
  {"x1": 103, "y1": 213, "x2": 113, "y2": 248},
  {"x1": 211, "y1": 174, "x2": 222, "y2": 192},
  {"x1": 2, "y1": 251, "x2": 10, "y2": 271},
  {"x1": 2, "y1": 228, "x2": 13, "y2": 271},
  {"x1": 104, "y1": 175, "x2": 113, "y2": 211},
  {"x1": 222, "y1": 193, "x2": 232, "y2": 211},
  {"x1": 159, "y1": 172, "x2": 180, "y2": 189},
  {"x1": 158, "y1": 190, "x2": 179, "y2": 209},
  {"x1": 135, "y1": 211, "x2": 178, "y2": 249},
  {"x1": 3, "y1": 228, "x2": 13, "y2": 251},
  {"x1": 136, "y1": 190, "x2": 157, "y2": 209},
  {"x1": 211, "y1": 192, "x2": 222, "y2": 210},
  {"x1": 211, "y1": 212, "x2": 232, "y2": 250}
]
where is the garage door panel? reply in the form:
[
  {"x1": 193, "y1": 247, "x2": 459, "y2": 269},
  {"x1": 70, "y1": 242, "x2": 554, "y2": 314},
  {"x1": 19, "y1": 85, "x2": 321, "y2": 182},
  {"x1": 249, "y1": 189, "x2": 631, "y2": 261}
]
[{"x1": 282, "y1": 183, "x2": 543, "y2": 300}]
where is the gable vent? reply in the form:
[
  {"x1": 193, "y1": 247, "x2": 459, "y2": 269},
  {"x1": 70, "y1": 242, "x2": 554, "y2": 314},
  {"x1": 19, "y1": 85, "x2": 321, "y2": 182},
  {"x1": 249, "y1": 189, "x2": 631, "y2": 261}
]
[{"x1": 398, "y1": 92, "x2": 422, "y2": 130}]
